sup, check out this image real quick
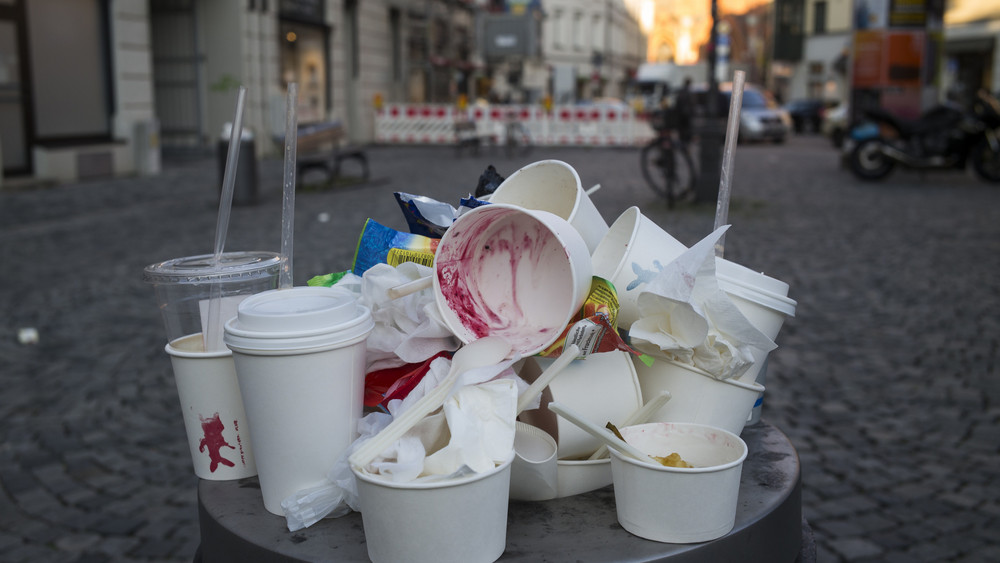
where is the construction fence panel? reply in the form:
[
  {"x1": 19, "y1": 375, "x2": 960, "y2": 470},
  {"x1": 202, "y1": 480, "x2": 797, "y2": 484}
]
[{"x1": 376, "y1": 104, "x2": 657, "y2": 147}]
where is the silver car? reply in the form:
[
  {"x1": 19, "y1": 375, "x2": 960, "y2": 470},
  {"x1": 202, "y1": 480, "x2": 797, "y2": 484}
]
[{"x1": 720, "y1": 84, "x2": 792, "y2": 143}]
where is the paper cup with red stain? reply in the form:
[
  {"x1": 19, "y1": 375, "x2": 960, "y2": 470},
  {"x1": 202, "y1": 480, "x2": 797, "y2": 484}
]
[
  {"x1": 433, "y1": 203, "x2": 592, "y2": 357},
  {"x1": 165, "y1": 333, "x2": 257, "y2": 480}
]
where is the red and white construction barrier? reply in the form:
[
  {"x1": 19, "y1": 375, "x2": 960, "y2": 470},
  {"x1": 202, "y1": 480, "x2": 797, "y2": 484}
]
[{"x1": 375, "y1": 104, "x2": 657, "y2": 147}]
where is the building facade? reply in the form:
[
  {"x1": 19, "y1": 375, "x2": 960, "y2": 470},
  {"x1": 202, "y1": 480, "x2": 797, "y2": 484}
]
[
  {"x1": 541, "y1": 0, "x2": 646, "y2": 103},
  {"x1": 786, "y1": 0, "x2": 852, "y2": 104},
  {"x1": 0, "y1": 0, "x2": 483, "y2": 184}
]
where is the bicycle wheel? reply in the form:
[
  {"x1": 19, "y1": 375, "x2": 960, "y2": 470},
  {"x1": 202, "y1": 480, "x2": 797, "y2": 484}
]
[{"x1": 640, "y1": 140, "x2": 676, "y2": 202}]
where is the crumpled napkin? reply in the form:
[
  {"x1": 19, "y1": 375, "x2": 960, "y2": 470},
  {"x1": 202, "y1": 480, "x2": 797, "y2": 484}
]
[
  {"x1": 280, "y1": 353, "x2": 524, "y2": 531},
  {"x1": 628, "y1": 225, "x2": 777, "y2": 380},
  {"x1": 350, "y1": 262, "x2": 461, "y2": 372}
]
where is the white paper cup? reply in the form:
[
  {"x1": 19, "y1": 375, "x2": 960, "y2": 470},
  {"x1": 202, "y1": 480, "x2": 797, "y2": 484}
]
[
  {"x1": 715, "y1": 258, "x2": 797, "y2": 424},
  {"x1": 490, "y1": 159, "x2": 609, "y2": 252},
  {"x1": 517, "y1": 350, "x2": 644, "y2": 459},
  {"x1": 610, "y1": 422, "x2": 748, "y2": 543},
  {"x1": 509, "y1": 422, "x2": 558, "y2": 501},
  {"x1": 434, "y1": 203, "x2": 592, "y2": 357},
  {"x1": 715, "y1": 258, "x2": 796, "y2": 342},
  {"x1": 555, "y1": 458, "x2": 612, "y2": 498},
  {"x1": 591, "y1": 207, "x2": 688, "y2": 330},
  {"x1": 635, "y1": 357, "x2": 763, "y2": 436},
  {"x1": 354, "y1": 453, "x2": 514, "y2": 563},
  {"x1": 165, "y1": 333, "x2": 256, "y2": 480},
  {"x1": 224, "y1": 287, "x2": 374, "y2": 515}
]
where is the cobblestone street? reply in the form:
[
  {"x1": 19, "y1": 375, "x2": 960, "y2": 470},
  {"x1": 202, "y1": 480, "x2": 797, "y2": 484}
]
[{"x1": 1, "y1": 135, "x2": 998, "y2": 562}]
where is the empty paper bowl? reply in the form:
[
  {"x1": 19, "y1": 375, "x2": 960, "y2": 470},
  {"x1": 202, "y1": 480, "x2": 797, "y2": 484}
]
[
  {"x1": 555, "y1": 458, "x2": 612, "y2": 498},
  {"x1": 433, "y1": 203, "x2": 592, "y2": 356},
  {"x1": 610, "y1": 422, "x2": 748, "y2": 543},
  {"x1": 635, "y1": 356, "x2": 763, "y2": 436},
  {"x1": 354, "y1": 452, "x2": 514, "y2": 563}
]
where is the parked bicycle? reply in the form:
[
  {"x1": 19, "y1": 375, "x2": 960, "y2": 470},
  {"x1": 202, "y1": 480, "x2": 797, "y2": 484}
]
[{"x1": 640, "y1": 107, "x2": 697, "y2": 207}]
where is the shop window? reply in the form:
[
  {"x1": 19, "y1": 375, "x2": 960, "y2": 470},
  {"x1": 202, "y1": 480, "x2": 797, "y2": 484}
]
[
  {"x1": 280, "y1": 22, "x2": 328, "y2": 123},
  {"x1": 27, "y1": 0, "x2": 110, "y2": 139}
]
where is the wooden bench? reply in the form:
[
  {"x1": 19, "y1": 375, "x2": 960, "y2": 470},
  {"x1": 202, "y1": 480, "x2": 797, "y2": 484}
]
[
  {"x1": 290, "y1": 121, "x2": 369, "y2": 183},
  {"x1": 454, "y1": 120, "x2": 495, "y2": 156}
]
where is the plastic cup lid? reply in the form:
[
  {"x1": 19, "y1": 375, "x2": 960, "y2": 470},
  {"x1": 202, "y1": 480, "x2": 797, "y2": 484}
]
[
  {"x1": 142, "y1": 251, "x2": 281, "y2": 285},
  {"x1": 715, "y1": 258, "x2": 797, "y2": 317},
  {"x1": 224, "y1": 286, "x2": 374, "y2": 351}
]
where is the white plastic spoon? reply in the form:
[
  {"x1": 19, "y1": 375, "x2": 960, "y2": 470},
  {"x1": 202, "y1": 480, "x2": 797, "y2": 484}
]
[
  {"x1": 587, "y1": 390, "x2": 672, "y2": 460},
  {"x1": 547, "y1": 402, "x2": 650, "y2": 463},
  {"x1": 386, "y1": 275, "x2": 433, "y2": 300},
  {"x1": 515, "y1": 344, "x2": 580, "y2": 414},
  {"x1": 350, "y1": 336, "x2": 512, "y2": 469}
]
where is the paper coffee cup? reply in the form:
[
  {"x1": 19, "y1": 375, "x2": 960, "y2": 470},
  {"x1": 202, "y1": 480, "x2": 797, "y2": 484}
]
[
  {"x1": 489, "y1": 159, "x2": 609, "y2": 252},
  {"x1": 715, "y1": 258, "x2": 797, "y2": 422},
  {"x1": 165, "y1": 333, "x2": 256, "y2": 480},
  {"x1": 224, "y1": 286, "x2": 374, "y2": 515}
]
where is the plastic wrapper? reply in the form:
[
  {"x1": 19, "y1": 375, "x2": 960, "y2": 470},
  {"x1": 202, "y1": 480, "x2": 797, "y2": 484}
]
[
  {"x1": 394, "y1": 192, "x2": 491, "y2": 238},
  {"x1": 474, "y1": 165, "x2": 506, "y2": 198},
  {"x1": 351, "y1": 218, "x2": 439, "y2": 277}
]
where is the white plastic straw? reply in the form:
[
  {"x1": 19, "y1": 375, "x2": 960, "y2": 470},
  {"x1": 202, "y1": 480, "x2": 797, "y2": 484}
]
[
  {"x1": 279, "y1": 83, "x2": 299, "y2": 290},
  {"x1": 204, "y1": 85, "x2": 249, "y2": 351},
  {"x1": 714, "y1": 70, "x2": 746, "y2": 258}
]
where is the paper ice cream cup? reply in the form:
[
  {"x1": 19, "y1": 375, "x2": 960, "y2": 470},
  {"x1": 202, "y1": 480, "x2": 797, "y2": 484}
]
[
  {"x1": 591, "y1": 207, "x2": 688, "y2": 330},
  {"x1": 517, "y1": 350, "x2": 644, "y2": 459},
  {"x1": 224, "y1": 287, "x2": 374, "y2": 515},
  {"x1": 490, "y1": 159, "x2": 609, "y2": 253},
  {"x1": 165, "y1": 333, "x2": 256, "y2": 480},
  {"x1": 509, "y1": 422, "x2": 559, "y2": 501},
  {"x1": 610, "y1": 422, "x2": 747, "y2": 543},
  {"x1": 556, "y1": 458, "x2": 613, "y2": 498},
  {"x1": 354, "y1": 452, "x2": 514, "y2": 563},
  {"x1": 433, "y1": 203, "x2": 592, "y2": 357},
  {"x1": 635, "y1": 356, "x2": 763, "y2": 436}
]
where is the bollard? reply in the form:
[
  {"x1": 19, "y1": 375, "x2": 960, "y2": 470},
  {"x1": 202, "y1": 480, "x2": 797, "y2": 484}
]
[
  {"x1": 695, "y1": 117, "x2": 727, "y2": 204},
  {"x1": 217, "y1": 128, "x2": 258, "y2": 206}
]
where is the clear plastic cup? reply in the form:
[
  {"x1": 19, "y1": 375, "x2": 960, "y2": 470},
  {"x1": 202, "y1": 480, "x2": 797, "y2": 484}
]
[{"x1": 143, "y1": 251, "x2": 281, "y2": 346}]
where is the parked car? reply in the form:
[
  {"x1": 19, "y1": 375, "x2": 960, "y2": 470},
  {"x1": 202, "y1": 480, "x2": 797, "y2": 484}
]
[
  {"x1": 723, "y1": 84, "x2": 791, "y2": 143},
  {"x1": 691, "y1": 83, "x2": 792, "y2": 143},
  {"x1": 783, "y1": 99, "x2": 835, "y2": 133},
  {"x1": 822, "y1": 103, "x2": 849, "y2": 148}
]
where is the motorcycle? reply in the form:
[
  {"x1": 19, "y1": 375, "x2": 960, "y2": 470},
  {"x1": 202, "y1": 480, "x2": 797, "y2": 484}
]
[{"x1": 846, "y1": 89, "x2": 1000, "y2": 183}]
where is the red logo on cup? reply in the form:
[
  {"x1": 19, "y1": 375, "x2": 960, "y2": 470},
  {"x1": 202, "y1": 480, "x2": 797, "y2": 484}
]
[{"x1": 199, "y1": 413, "x2": 236, "y2": 472}]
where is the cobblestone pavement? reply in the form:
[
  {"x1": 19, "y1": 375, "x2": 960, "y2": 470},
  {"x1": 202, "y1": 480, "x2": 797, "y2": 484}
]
[{"x1": 1, "y1": 135, "x2": 998, "y2": 562}]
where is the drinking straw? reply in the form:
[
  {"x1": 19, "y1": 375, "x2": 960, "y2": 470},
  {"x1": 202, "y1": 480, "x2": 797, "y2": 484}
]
[
  {"x1": 204, "y1": 85, "x2": 249, "y2": 351},
  {"x1": 714, "y1": 70, "x2": 746, "y2": 258},
  {"x1": 279, "y1": 82, "x2": 299, "y2": 290}
]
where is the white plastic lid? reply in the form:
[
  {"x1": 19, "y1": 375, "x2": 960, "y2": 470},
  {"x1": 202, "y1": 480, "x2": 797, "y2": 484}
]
[
  {"x1": 715, "y1": 258, "x2": 797, "y2": 318},
  {"x1": 224, "y1": 286, "x2": 374, "y2": 352}
]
